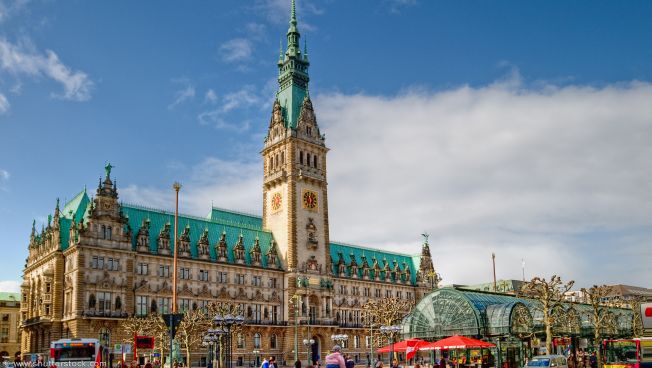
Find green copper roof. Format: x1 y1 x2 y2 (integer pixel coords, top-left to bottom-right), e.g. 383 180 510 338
62 188 90 223
276 0 310 129
123 203 279 268
206 207 263 228
0 292 20 302
330 241 420 285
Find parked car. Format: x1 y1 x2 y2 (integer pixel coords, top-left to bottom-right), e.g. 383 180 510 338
526 355 568 368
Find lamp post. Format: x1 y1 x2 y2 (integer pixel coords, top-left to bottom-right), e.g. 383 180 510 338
291 294 301 363
303 338 315 365
380 325 401 367
252 350 260 367
331 334 349 349
203 330 223 368
171 182 181 368
214 313 245 368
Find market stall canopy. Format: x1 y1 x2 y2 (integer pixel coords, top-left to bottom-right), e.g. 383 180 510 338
377 338 429 353
420 336 495 350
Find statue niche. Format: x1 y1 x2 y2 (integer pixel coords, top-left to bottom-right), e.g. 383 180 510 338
306 218 318 250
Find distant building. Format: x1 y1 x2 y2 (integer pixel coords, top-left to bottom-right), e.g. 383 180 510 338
603 284 652 304
0 292 21 361
563 290 586 303
455 279 526 295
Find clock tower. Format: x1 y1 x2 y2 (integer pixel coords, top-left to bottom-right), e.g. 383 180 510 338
262 0 330 276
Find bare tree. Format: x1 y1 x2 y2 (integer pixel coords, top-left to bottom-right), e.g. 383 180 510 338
177 308 213 367
521 275 574 354
148 314 172 363
582 285 617 368
362 298 412 350
119 316 155 344
205 301 245 368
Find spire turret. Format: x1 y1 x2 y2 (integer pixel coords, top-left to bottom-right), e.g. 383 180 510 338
276 0 310 129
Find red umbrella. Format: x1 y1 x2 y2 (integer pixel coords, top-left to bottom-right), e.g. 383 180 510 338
420 336 495 350
377 338 429 353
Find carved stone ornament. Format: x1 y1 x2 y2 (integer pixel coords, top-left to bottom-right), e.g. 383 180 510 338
306 217 318 250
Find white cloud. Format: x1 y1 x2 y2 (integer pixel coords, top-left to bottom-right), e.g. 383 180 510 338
198 86 264 131
251 0 321 29
0 38 93 101
0 280 20 293
204 89 218 104
168 84 196 110
124 78 652 288
219 38 253 63
383 0 418 13
0 93 9 113
0 169 8 180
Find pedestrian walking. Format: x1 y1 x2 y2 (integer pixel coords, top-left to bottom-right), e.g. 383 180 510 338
261 357 270 368
295 360 303 368
345 355 355 368
325 346 346 368
589 353 597 368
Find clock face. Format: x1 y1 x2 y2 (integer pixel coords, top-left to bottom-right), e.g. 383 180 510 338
302 190 318 210
271 192 282 212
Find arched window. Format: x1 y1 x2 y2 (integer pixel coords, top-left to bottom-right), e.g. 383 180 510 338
354 335 360 349
88 294 96 309
270 334 277 349
314 155 318 168
107 227 112 240
307 126 312 136
101 225 106 239
253 333 261 349
300 151 304 164
281 151 285 164
150 299 158 313
237 333 245 349
275 153 279 168
115 296 122 310
306 153 311 165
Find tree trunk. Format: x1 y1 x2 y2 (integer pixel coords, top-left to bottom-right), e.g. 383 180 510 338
185 344 191 368
544 302 553 354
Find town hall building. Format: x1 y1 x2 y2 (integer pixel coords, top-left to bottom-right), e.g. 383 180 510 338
20 1 439 365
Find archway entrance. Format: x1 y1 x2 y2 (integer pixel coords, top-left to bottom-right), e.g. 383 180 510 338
311 336 321 365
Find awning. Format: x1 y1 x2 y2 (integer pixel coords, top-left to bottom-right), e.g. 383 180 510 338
377 338 429 353
420 335 495 350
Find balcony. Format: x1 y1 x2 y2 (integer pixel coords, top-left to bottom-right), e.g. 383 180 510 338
82 310 128 318
244 319 288 326
21 316 51 327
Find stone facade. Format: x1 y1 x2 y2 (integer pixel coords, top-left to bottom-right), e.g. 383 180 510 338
19 1 440 366
0 293 21 360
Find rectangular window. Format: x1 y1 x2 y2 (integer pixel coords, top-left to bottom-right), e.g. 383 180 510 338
363 287 370 297
252 276 262 287
236 274 245 285
107 258 120 271
199 269 209 281
375 289 381 298
268 278 277 288
218 272 229 283
157 297 171 314
396 291 402 298
91 256 105 269
98 292 112 312
179 299 191 312
137 263 149 275
179 268 191 280
158 265 170 277
136 295 148 316
407 292 413 299
385 290 392 298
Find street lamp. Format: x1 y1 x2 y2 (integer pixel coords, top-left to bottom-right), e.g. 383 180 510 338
203 329 224 368
331 334 349 348
214 312 245 368
379 325 402 367
252 350 260 367
290 294 301 362
303 338 315 365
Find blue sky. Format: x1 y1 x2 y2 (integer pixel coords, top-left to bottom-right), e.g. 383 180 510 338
1 0 652 291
